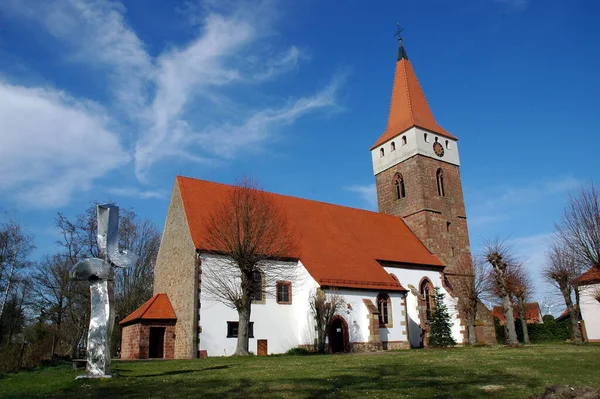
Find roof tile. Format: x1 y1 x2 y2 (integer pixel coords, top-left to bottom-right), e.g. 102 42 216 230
120 293 177 325
371 58 456 150
177 176 444 292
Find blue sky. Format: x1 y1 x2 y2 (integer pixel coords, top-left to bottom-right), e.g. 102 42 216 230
1 0 598 311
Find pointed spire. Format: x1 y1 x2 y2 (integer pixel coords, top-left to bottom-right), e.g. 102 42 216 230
370 34 456 150
396 25 409 61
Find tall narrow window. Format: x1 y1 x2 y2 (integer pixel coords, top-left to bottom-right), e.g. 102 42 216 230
394 173 406 200
445 140 450 149
391 142 396 151
436 168 445 197
377 293 391 327
420 280 435 321
251 271 264 302
424 133 429 142
380 148 385 157
446 221 451 232
402 136 407 146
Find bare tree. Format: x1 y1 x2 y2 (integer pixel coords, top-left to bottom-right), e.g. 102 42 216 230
507 263 533 344
310 288 345 353
484 239 519 345
202 177 298 356
556 184 600 269
453 255 488 345
0 219 34 320
543 241 584 345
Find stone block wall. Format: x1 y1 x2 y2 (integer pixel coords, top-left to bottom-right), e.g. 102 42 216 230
375 154 471 275
153 183 198 359
120 321 176 359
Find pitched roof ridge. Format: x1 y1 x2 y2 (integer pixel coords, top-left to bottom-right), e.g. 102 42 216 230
178 174 409 222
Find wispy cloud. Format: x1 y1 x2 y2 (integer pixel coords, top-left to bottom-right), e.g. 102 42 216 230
467 175 579 228
345 184 377 210
0 0 342 207
107 187 167 200
0 82 128 208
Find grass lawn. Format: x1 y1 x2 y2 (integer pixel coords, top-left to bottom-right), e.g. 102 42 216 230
1 344 599 399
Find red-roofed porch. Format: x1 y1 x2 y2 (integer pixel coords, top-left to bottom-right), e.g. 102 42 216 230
120 294 177 360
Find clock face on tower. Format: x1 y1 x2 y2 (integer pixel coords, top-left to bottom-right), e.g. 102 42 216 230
433 142 444 157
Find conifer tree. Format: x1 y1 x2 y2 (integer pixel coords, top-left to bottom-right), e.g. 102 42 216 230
428 287 456 347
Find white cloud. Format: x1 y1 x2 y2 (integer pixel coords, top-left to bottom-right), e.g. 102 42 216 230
107 187 166 199
134 10 307 180
0 82 129 207
2 0 153 116
0 0 341 205
345 184 377 210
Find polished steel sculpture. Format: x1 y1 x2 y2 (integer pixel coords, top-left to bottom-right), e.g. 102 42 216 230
70 204 138 378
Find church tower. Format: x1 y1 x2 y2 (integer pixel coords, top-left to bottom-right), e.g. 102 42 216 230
371 36 471 276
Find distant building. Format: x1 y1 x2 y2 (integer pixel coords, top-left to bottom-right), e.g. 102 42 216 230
492 303 543 325
577 266 600 342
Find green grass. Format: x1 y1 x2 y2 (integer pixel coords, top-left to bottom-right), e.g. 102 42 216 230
1 344 599 398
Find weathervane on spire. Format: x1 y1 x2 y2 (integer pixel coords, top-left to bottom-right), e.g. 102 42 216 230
394 23 404 41
394 22 409 61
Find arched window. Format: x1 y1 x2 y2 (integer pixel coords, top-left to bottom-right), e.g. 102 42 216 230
436 168 445 197
424 133 429 142
380 148 385 157
391 142 396 151
251 270 264 302
377 293 391 327
420 279 435 321
445 140 449 149
402 136 407 146
394 173 406 200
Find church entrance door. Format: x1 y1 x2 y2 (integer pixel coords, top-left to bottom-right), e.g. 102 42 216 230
329 318 346 353
149 327 165 358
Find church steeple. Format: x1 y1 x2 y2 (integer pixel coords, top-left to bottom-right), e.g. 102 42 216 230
397 36 409 61
371 37 456 151
371 33 470 277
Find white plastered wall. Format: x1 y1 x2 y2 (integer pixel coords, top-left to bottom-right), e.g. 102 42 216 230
323 288 408 344
384 266 464 346
198 256 319 356
371 127 460 175
198 255 414 356
580 283 600 341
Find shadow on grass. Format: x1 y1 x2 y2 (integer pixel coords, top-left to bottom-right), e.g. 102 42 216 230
14 358 544 399
113 364 233 378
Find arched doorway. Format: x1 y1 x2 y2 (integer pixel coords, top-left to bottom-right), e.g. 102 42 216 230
329 316 349 353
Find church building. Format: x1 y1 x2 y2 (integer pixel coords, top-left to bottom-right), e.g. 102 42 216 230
121 37 494 359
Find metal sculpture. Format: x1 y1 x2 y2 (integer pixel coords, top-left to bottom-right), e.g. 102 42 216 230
70 204 138 378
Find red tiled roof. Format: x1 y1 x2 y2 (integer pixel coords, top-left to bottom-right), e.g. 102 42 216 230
120 294 177 325
177 176 444 292
575 266 600 286
371 58 456 150
492 302 542 325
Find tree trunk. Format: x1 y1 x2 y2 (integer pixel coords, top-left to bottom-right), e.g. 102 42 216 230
516 296 530 344
560 283 583 345
234 294 252 356
502 294 518 345
467 313 476 345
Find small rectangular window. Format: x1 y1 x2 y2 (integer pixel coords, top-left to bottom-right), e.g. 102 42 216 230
227 321 254 338
276 282 292 304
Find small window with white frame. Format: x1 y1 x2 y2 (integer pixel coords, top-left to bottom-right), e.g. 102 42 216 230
424 133 429 142
380 148 385 157
402 136 407 146
390 142 396 151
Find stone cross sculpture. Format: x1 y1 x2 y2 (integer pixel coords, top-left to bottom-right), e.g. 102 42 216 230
70 204 138 378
